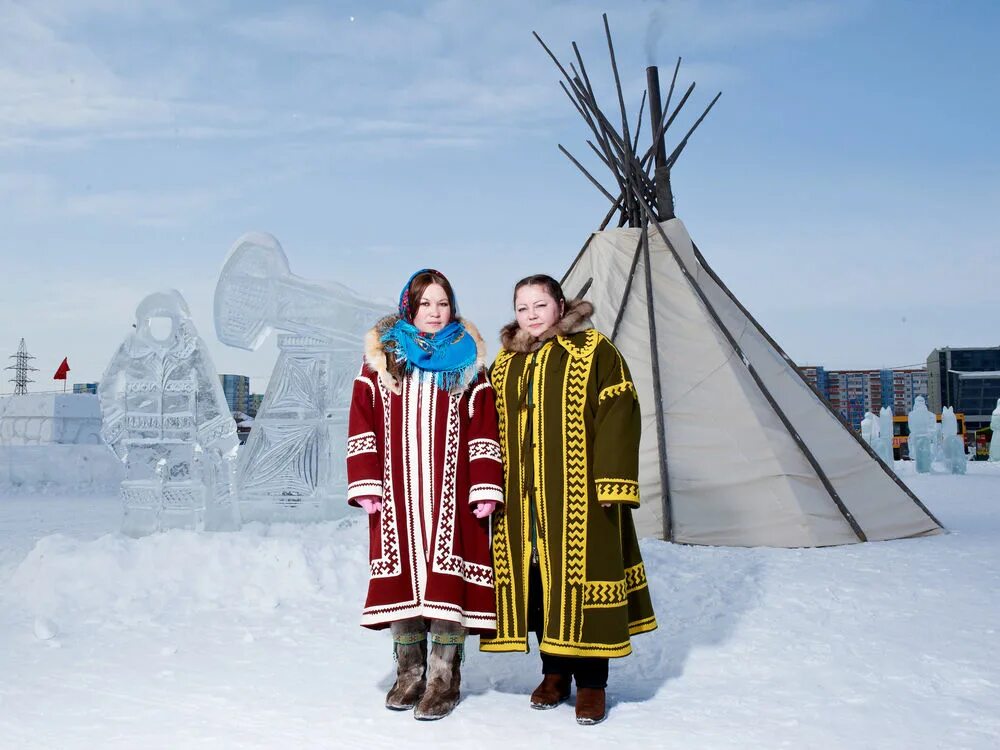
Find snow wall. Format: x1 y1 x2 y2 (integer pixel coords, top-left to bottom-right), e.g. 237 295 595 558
0 394 123 492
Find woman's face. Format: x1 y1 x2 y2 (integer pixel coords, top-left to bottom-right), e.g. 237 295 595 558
515 284 563 336
413 282 452 334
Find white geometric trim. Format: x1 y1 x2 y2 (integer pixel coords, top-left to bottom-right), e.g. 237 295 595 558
469 438 502 463
347 431 377 458
371 375 402 579
431 391 468 581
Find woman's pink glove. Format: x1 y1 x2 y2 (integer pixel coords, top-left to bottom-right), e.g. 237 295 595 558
472 501 497 519
357 496 382 514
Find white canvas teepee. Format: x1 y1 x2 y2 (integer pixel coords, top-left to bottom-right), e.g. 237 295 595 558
561 222 943 545
538 18 943 546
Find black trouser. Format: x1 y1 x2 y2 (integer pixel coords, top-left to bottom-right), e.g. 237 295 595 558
527 562 609 689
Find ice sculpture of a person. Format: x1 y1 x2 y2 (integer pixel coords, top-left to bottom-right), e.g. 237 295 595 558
990 399 1000 462
873 406 895 468
861 411 876 445
940 406 967 475
99 290 239 536
907 396 933 474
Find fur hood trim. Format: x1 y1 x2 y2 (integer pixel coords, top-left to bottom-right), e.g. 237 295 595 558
364 316 487 395
499 299 594 354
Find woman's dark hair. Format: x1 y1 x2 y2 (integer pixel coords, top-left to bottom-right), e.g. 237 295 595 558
406 270 456 322
512 274 566 314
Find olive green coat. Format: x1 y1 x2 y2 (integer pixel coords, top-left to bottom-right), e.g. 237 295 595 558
481 325 657 658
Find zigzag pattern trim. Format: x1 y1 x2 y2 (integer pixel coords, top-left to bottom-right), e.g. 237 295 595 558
598 380 635 404
594 478 640 502
625 562 649 594
557 329 600 359
489 351 516 638
490 352 515 593
583 579 627 608
562 337 594 642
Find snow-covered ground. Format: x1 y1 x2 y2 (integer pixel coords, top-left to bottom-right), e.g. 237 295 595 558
1 463 998 749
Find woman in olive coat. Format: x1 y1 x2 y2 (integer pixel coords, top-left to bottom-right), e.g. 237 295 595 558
481 274 656 725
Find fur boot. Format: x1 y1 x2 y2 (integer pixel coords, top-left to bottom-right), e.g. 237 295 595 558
413 620 465 720
385 617 427 711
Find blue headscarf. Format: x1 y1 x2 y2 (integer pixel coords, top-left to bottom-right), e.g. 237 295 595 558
380 269 478 391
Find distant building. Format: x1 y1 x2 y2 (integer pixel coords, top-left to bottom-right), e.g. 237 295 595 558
888 369 928 417
250 393 264 417
798 365 929 429
824 370 885 429
799 366 829 399
219 374 250 415
73 382 99 394
926 346 1000 432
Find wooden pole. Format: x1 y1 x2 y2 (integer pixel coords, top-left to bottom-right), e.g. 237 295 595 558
639 222 673 540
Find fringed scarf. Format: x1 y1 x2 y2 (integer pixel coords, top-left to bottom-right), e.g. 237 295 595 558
380 269 478 392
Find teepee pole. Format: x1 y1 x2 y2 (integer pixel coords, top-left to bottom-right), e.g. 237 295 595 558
642 82 695 173
602 14 639 226
560 234 598 287
640 222 673 539
611 234 644 342
558 145 618 204
631 90 647 156
665 92 723 169
571 44 630 203
562 78 629 205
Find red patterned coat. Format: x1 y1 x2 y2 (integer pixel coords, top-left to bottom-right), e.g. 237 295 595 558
346 317 504 633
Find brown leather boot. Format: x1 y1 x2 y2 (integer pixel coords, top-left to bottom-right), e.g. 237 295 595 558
575 687 607 725
530 674 572 710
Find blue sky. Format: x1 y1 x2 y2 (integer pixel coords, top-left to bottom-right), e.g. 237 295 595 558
2 0 997 393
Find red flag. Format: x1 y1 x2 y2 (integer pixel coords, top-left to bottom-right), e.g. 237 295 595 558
53 357 70 380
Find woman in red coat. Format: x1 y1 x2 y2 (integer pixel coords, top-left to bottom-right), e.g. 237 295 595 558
347 269 503 720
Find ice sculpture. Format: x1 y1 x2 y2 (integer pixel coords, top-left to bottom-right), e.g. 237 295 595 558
860 411 876 445
930 420 945 465
215 232 390 522
872 406 895 467
907 396 933 474
99 290 239 537
991 399 1000 462
940 406 967 475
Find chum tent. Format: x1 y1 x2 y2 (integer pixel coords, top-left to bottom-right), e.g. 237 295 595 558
538 17 943 546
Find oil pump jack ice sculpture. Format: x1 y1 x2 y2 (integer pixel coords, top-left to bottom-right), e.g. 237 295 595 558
215 232 390 522
99 290 239 536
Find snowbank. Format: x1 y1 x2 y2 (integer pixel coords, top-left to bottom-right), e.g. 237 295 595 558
0 444 123 492
0 465 998 748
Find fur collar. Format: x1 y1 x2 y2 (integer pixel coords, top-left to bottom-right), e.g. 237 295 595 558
364 316 487 395
499 299 594 354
